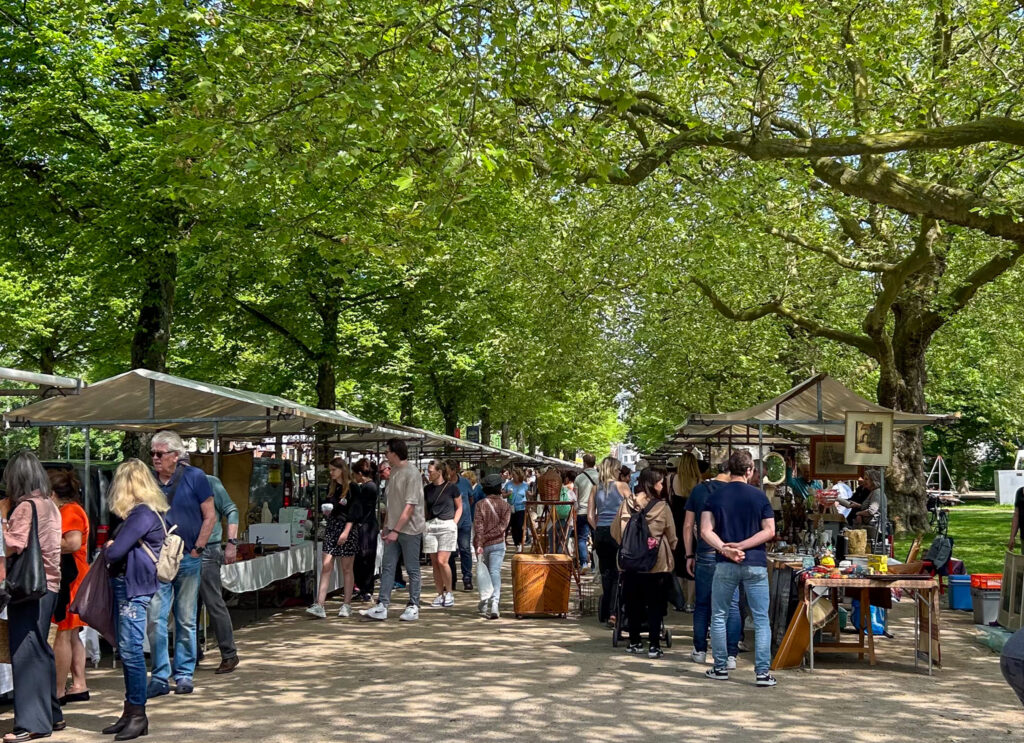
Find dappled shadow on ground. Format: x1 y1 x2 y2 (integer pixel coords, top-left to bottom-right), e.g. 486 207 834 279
13 566 1022 743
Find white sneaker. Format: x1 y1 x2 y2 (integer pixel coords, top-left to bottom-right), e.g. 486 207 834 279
361 603 388 621
727 656 737 670
337 604 351 618
399 605 419 622
431 595 446 608
306 603 326 619
443 592 455 608
488 599 500 619
690 650 706 664
477 599 489 615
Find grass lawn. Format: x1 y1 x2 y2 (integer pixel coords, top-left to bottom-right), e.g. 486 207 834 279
894 505 1014 574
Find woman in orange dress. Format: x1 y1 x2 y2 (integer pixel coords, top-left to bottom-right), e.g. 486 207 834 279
49 468 90 704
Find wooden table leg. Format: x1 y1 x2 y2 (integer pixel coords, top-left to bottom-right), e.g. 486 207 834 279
863 588 876 666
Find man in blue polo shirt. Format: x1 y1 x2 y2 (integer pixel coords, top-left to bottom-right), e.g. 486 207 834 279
701 449 777 687
147 430 216 697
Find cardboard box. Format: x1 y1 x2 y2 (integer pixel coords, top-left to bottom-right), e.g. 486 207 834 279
277 507 310 544
247 523 292 548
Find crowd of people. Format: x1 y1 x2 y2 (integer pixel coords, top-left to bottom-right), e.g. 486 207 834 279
1 434 833 742
0 431 241 741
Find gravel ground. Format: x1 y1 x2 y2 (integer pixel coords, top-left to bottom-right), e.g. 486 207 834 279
20 571 1023 743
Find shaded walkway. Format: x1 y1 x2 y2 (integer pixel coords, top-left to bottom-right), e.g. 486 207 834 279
21 572 1023 742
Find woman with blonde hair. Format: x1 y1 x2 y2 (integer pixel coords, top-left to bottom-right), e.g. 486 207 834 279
588 456 632 624
672 452 701 611
102 458 170 740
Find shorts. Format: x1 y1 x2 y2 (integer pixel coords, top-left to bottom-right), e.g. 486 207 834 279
423 518 458 554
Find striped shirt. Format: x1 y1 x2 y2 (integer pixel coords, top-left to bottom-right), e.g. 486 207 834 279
473 495 512 550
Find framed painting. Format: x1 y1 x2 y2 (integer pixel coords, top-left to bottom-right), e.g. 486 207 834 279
844 411 894 467
809 436 862 480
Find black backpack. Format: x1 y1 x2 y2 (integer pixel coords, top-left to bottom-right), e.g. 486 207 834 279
618 500 660 573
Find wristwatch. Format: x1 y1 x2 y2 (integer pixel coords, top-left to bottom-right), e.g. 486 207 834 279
227 538 240 545
194 545 206 554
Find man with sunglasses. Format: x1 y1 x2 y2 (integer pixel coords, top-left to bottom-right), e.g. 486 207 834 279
146 430 215 697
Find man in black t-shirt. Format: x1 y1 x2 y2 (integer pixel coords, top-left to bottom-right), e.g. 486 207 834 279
1009 487 1024 553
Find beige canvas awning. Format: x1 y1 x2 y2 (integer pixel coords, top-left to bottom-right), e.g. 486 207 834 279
671 373 953 442
3 368 373 437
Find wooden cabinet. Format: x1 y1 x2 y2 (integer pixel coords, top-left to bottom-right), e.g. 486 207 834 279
512 554 572 618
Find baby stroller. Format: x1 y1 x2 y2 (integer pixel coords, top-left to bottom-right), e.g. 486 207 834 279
610 572 672 648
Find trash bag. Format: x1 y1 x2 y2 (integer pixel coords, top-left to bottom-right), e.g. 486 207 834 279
850 599 886 636
70 559 117 648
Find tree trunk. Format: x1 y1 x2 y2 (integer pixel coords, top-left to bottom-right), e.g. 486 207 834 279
441 404 458 437
500 421 510 449
36 342 58 459
876 318 931 533
400 379 415 425
480 405 491 448
123 248 178 460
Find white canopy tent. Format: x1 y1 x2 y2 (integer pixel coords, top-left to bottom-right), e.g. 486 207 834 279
3 368 373 437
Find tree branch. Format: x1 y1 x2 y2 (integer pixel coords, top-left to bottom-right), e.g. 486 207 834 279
939 238 1024 319
232 297 315 359
766 226 896 272
691 277 878 355
585 114 1024 185
811 158 1024 243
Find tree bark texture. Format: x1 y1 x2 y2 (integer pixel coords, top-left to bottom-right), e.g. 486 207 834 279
123 247 178 461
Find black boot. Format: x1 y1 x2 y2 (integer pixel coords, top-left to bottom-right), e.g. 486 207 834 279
102 702 130 735
114 704 148 741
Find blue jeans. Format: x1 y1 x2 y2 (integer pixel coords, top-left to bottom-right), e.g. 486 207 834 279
456 521 473 586
693 552 741 655
476 544 506 603
711 561 771 674
147 555 201 685
576 516 591 566
112 577 153 706
378 532 422 608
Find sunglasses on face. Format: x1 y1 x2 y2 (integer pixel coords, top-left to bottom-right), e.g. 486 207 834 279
150 450 177 459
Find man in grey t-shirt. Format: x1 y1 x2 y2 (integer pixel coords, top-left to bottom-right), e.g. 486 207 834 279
361 438 424 621
573 453 598 569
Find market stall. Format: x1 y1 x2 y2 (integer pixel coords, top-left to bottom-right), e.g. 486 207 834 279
2 368 381 605
649 373 956 673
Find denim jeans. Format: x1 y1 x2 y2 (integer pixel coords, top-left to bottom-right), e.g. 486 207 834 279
147 554 201 684
448 521 474 586
711 561 771 674
476 544 506 603
575 516 592 566
693 552 741 655
378 531 422 608
113 577 153 706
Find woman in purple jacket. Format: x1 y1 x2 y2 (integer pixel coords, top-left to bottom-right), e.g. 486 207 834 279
101 460 169 741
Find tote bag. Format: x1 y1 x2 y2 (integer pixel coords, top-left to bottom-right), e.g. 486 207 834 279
70 559 118 648
5 501 48 605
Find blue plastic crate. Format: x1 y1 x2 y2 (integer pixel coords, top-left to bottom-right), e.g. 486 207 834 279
949 574 972 611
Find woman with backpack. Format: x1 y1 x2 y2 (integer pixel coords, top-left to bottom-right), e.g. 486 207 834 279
611 467 678 659
589 456 631 625
102 459 171 741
